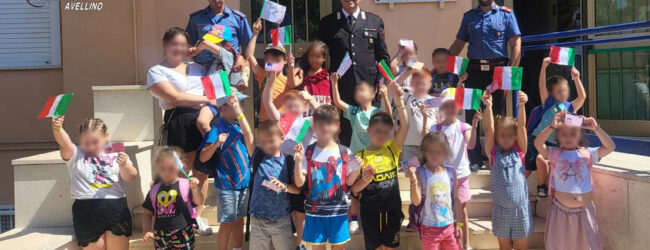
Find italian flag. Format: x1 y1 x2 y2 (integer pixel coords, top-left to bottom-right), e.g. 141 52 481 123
452 88 482 110
377 59 394 81
492 66 523 90
278 113 311 143
271 25 292 47
37 93 74 119
201 71 231 104
549 46 576 66
446 56 469 75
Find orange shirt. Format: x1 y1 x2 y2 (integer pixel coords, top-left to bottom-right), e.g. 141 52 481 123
256 71 289 122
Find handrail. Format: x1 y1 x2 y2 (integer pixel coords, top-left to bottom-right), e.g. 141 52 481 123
522 21 650 42
523 34 650 51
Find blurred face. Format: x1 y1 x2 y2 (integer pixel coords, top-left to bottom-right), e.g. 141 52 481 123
411 75 432 97
556 126 583 149
308 49 325 70
219 104 237 120
312 120 339 142
495 124 517 150
258 132 284 155
478 0 494 7
163 34 189 63
423 142 447 167
157 156 180 184
79 131 109 156
550 82 570 102
284 97 307 116
354 83 375 105
440 101 459 121
208 0 224 10
432 54 449 73
264 53 285 64
367 123 393 147
400 46 417 63
340 0 361 13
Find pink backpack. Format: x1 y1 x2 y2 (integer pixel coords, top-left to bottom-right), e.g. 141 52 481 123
148 178 197 220
547 147 593 198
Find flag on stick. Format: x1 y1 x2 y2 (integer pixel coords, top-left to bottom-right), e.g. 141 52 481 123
377 59 394 81
172 151 191 179
260 0 286 24
446 56 469 75
492 66 523 91
337 52 352 76
271 25 292 46
549 46 576 66
452 88 482 110
278 113 311 143
38 93 74 119
201 71 231 105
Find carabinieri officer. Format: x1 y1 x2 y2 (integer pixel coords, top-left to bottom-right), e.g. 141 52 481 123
449 0 521 174
186 0 252 66
319 0 389 147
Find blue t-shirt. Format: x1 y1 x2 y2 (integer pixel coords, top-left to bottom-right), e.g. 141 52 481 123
249 151 293 219
532 97 574 143
200 119 250 190
344 105 381 154
430 72 460 95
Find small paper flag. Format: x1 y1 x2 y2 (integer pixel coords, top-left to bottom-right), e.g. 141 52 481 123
106 142 125 153
377 59 394 81
271 25 292 47
446 56 469 75
449 88 482 110
399 39 414 49
172 151 191 179
564 113 584 127
407 59 424 70
38 93 74 119
265 62 284 72
260 0 286 24
492 66 523 90
261 179 283 193
337 52 352 76
549 46 576 66
201 71 231 105
278 113 311 143
346 154 362 173
202 24 232 44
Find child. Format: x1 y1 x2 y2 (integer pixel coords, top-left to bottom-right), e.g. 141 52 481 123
199 96 254 250
142 147 204 250
424 88 478 249
348 82 409 250
246 120 302 249
247 18 296 122
482 91 535 249
429 48 466 96
390 41 418 87
51 116 137 249
293 105 354 250
408 132 464 249
534 112 614 250
294 40 332 116
527 58 586 198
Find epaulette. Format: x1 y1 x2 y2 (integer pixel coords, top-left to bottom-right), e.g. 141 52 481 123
364 11 382 20
231 9 246 18
500 6 512 12
189 8 204 17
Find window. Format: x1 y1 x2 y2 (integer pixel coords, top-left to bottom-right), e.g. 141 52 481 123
594 46 650 121
594 0 649 34
0 1 61 69
0 206 14 233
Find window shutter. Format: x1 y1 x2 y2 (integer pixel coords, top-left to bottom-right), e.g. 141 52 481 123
0 0 61 68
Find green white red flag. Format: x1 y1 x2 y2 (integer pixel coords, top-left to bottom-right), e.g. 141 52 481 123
377 59 394 81
37 93 74 119
201 71 231 105
271 25 292 47
446 56 469 75
451 88 482 110
490 66 523 92
549 46 576 66
278 113 311 143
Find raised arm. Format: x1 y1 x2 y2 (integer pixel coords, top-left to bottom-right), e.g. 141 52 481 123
262 72 282 120
539 57 551 102
229 96 254 156
247 18 263 77
330 73 349 111
299 91 320 110
285 53 303 89
379 84 393 117
421 105 430 137
468 110 481 150
389 82 408 146
482 93 495 157
395 67 414 87
51 116 75 161
149 81 214 109
570 67 586 111
389 47 402 75
516 91 528 154
582 117 616 159
534 112 563 159
199 131 228 163
293 144 306 188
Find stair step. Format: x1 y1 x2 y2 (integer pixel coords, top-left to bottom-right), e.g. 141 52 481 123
465 188 538 218
467 216 546 249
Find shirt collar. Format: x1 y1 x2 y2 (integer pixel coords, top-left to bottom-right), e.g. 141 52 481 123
342 7 361 19
475 3 499 14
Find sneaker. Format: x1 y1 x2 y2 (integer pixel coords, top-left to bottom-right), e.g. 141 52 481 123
349 220 360 234
537 184 548 199
405 222 419 232
469 164 480 172
296 245 307 250
196 217 213 236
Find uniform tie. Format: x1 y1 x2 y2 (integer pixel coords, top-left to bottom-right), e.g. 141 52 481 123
347 15 356 28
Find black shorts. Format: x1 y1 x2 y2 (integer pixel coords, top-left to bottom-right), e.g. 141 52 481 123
72 197 132 247
164 107 202 153
525 135 558 171
360 208 404 250
289 192 306 213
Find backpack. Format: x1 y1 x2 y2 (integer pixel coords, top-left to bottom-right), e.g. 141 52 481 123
147 178 196 225
488 144 526 169
526 96 573 137
547 147 593 198
305 143 349 194
244 148 295 241
409 166 456 231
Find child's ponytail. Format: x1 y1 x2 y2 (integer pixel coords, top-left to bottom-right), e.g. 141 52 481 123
79 118 107 135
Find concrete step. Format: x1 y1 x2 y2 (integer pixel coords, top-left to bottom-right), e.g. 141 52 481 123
467 216 546 250
466 188 538 218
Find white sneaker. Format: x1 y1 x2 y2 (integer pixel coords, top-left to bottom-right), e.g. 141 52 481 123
349 220 360 234
196 217 213 236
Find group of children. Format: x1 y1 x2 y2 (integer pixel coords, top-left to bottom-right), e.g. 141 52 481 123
51 23 615 250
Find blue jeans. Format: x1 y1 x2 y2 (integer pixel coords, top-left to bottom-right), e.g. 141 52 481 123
215 189 248 223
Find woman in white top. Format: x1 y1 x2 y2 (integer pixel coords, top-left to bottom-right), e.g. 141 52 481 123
146 27 213 235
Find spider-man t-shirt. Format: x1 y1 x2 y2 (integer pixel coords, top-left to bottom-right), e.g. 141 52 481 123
301 144 352 217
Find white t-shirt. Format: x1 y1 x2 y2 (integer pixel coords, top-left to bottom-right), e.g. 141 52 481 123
549 147 600 194
404 93 439 146
301 144 352 217
146 62 206 110
429 120 471 178
65 146 131 199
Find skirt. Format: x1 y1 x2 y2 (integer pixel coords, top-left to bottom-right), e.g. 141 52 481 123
72 197 132 247
545 198 603 250
154 224 195 250
164 107 203 153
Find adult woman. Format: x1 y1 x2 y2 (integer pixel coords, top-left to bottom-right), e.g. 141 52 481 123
146 27 212 236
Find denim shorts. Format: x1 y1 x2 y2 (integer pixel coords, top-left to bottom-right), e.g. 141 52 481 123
215 188 248 223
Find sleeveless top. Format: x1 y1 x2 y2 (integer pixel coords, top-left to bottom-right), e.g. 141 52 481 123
490 146 528 208
420 167 455 227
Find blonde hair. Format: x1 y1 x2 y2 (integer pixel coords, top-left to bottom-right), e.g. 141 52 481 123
155 146 184 165
420 131 452 162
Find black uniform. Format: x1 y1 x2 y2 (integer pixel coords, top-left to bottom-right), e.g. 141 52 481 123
319 10 390 147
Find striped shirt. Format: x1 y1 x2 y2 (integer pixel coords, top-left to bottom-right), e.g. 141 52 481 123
200 119 250 190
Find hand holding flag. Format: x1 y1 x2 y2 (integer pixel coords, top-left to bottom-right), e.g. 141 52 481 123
377 59 395 81
38 93 74 119
336 52 352 76
278 113 311 143
265 62 284 72
549 46 576 66
201 71 232 106
260 0 286 24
